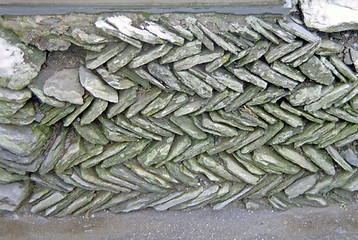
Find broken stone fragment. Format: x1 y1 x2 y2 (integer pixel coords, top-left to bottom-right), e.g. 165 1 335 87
80 98 108 125
228 67 267 89
147 62 182 91
28 74 66 108
107 45 141 73
0 26 46 90
43 68 84 105
0 181 30 212
79 66 118 103
329 55 357 81
253 146 301 175
271 61 306 82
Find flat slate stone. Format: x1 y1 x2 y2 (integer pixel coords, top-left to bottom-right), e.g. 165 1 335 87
0 181 30 212
0 87 32 103
44 68 84 105
0 123 51 157
299 56 335 85
79 66 118 103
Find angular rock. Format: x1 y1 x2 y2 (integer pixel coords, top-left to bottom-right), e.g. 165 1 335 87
80 98 108 125
188 67 226 92
0 123 51 157
271 61 306 82
0 181 30 212
95 17 142 48
302 145 336 175
0 103 36 126
300 0 358 32
329 55 357 81
247 60 298 90
285 174 317 198
263 103 304 128
0 26 46 90
246 16 279 44
288 83 323 106
187 18 214 51
0 100 26 117
299 56 335 85
74 123 109 145
125 87 162 118
43 68 84 105
106 15 163 44
153 93 189 118
170 115 207 140
79 66 118 103
211 69 244 92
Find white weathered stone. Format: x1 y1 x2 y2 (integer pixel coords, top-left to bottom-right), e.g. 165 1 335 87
0 27 46 90
300 0 358 32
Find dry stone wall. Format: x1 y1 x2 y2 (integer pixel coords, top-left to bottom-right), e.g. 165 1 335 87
1 10 358 215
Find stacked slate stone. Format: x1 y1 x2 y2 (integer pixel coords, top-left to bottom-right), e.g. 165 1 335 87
1 12 358 215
